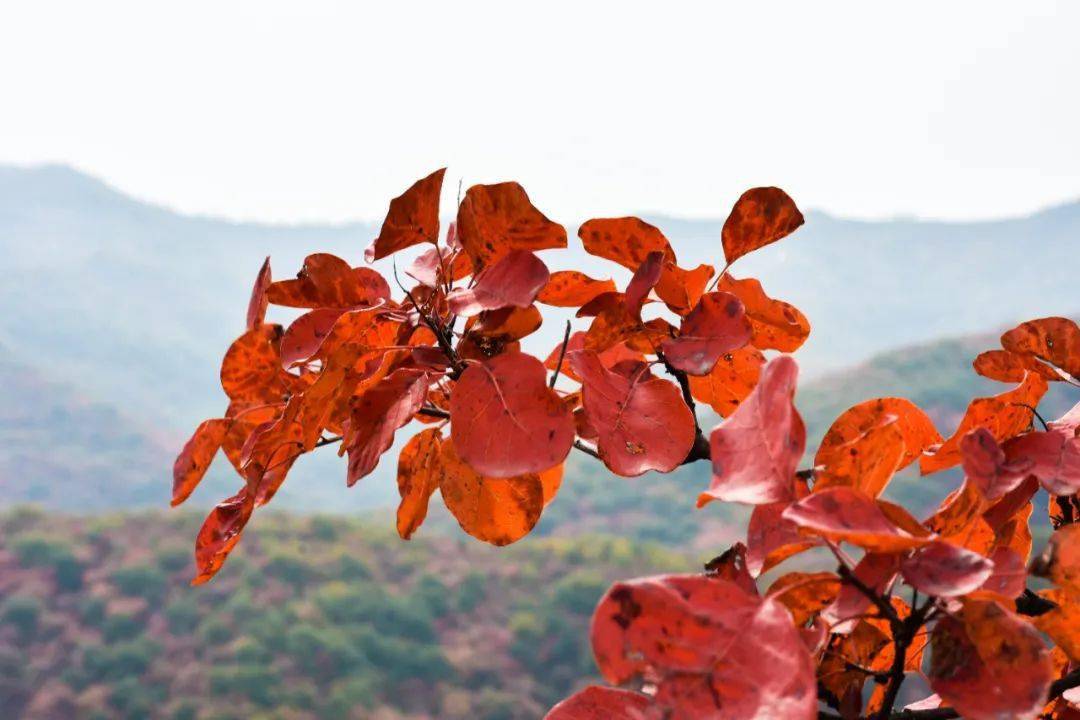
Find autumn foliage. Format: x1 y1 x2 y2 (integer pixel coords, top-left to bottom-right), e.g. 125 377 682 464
175 169 1080 719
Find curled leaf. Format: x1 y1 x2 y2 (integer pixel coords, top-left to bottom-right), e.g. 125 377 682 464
266 253 390 309
1001 316 1080 380
447 249 550 317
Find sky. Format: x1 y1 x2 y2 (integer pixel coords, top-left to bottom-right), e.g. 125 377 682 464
1 1 1078 225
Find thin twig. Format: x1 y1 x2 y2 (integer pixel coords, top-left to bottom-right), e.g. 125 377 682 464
550 320 573 389
573 439 601 460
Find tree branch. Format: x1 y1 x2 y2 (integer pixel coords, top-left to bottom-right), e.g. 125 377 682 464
550 320 572 389
656 350 711 465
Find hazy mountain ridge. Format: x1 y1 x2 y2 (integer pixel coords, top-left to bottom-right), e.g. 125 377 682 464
2 164 1079 516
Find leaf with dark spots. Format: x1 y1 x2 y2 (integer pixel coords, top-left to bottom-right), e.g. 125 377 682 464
688 345 765 417
450 352 574 476
721 187 804 264
365 167 445 262
438 439 544 546
568 349 695 476
192 488 256 585
456 182 566 270
245 256 272 330
447 249 550 317
173 419 230 507
395 428 444 540
1001 316 1080 380
220 324 290 405
266 253 391 309
538 271 617 307
279 308 346 369
344 369 431 486
578 216 675 271
661 291 751 376
974 349 1060 383
929 599 1053 720
655 262 714 316
715 273 810 352
703 355 804 505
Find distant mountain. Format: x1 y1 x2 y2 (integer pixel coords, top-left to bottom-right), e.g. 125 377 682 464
2 164 1078 515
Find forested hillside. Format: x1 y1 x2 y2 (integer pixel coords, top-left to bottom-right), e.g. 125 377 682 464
0 509 689 720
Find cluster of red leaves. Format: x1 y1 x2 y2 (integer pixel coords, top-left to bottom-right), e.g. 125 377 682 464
176 170 1080 720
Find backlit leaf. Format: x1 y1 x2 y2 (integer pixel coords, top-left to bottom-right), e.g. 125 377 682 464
661 291 752 376
1031 524 1080 595
192 489 255 585
703 356 805 505
537 271 616 307
173 419 230 507
721 187 804 264
569 349 695 476
447 249 549 317
715 274 810 352
578 217 674 271
266 253 390 309
929 599 1053 720
1001 316 1080 380
395 428 443 540
438 439 544 546
782 487 932 552
245 256 272 330
450 352 574 476
365 167 445 261
687 346 765 417
220 324 290 405
974 349 1059 383
457 182 566 270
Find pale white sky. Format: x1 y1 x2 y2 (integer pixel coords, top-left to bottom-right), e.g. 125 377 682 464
1 1 1077 224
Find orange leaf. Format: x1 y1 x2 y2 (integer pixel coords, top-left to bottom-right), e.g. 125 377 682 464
191 488 255 585
245 256 272 330
365 168 445 261
920 371 1048 474
537 270 616 307
456 182 566 270
172 418 230 507
266 253 390 309
1001 316 1080 380
655 262 715 316
974 349 1059 383
344 369 431 486
687 346 765 417
395 428 444 540
767 571 840 626
220 324 290 405
438 439 544 546
1031 523 1080 595
721 187 804 264
1034 589 1080 663
715 274 810 352
577 216 674 271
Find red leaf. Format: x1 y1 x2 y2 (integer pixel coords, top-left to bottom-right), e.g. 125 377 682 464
266 253 391 309
623 251 664 319
1004 430 1080 496
900 540 995 597
821 553 900 632
173 418 230 507
590 574 817 719
279 308 346 369
446 249 549 317
661 291 752 376
405 242 472 288
715 274 810 352
781 487 932 552
438 438 544 546
456 182 566 270
395 428 443 540
192 488 255 585
220 324 290 405
365 168 445 262
568 349 696 476
702 355 804 505
578 216 674 271
721 187 804 264
929 599 1053 720
975 546 1026 600
245 256 272 330
344 369 431 486
537 271 616 308
450 352 574 476
544 687 652 720
920 371 1048 474
960 427 1035 501
745 478 815 577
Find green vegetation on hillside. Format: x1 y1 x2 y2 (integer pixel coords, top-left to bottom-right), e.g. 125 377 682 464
0 509 690 720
